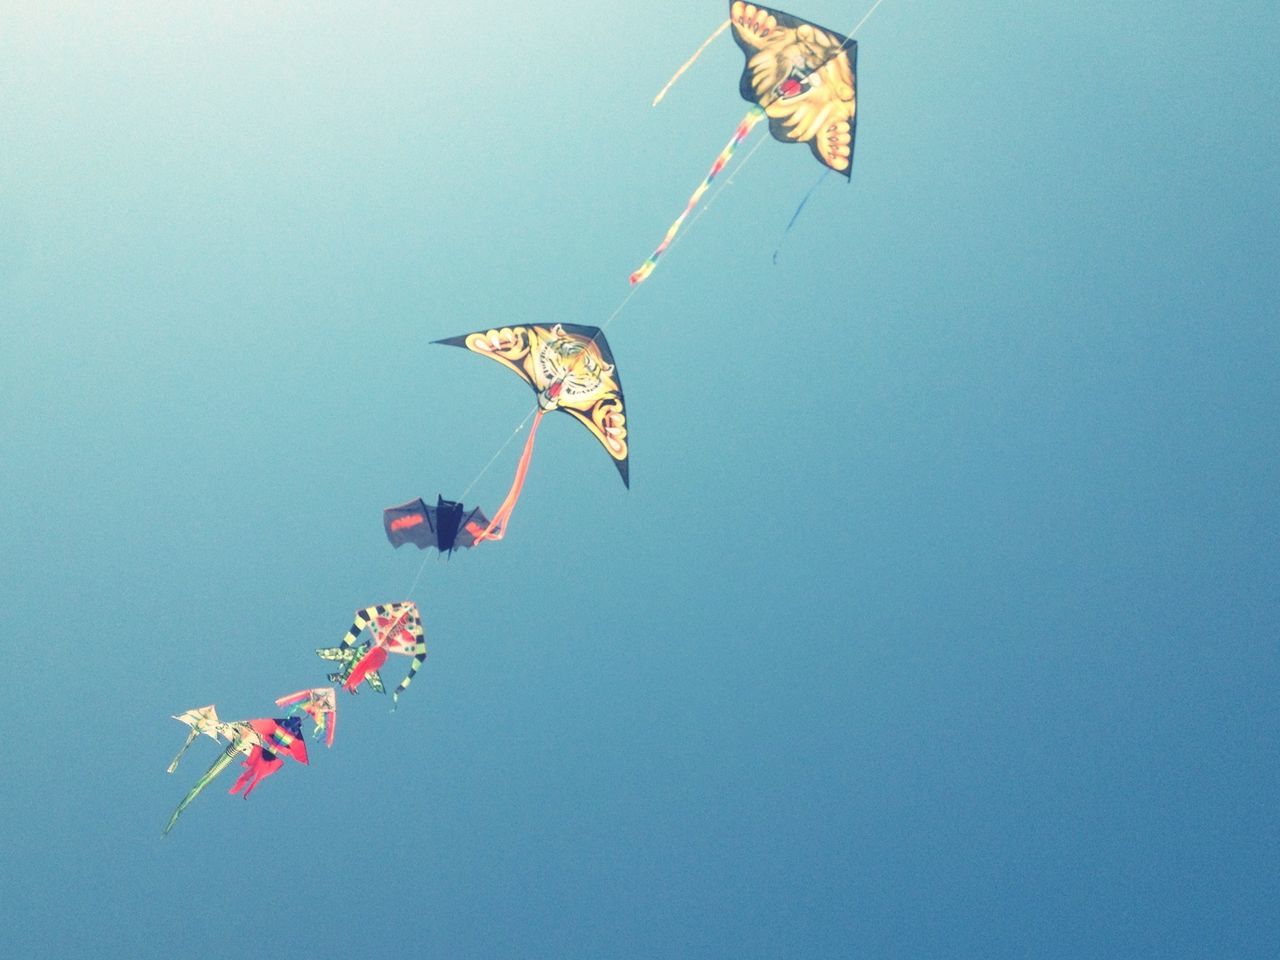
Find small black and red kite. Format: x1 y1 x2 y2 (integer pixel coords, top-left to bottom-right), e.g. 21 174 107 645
384 496 489 555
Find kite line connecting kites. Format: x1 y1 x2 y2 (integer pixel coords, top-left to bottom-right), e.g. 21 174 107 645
160 0 889 835
380 0 893 583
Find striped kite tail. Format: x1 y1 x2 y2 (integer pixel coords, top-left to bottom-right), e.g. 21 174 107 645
630 106 766 286
162 746 241 836
339 606 378 652
391 644 427 710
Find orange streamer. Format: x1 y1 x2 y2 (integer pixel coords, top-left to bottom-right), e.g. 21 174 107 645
473 411 545 544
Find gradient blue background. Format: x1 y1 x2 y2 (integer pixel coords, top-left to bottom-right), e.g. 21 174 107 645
1 2 1276 957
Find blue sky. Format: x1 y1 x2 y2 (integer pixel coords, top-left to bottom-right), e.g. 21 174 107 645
1 2 1277 957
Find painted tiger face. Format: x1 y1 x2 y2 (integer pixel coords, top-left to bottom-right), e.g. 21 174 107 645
763 30 831 99
533 324 616 411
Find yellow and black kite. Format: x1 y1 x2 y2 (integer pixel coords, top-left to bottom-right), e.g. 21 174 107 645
435 323 629 542
632 2 858 283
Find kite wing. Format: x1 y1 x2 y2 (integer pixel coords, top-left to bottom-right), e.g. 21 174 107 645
435 324 630 486
729 1 857 175
167 704 222 774
384 496 490 553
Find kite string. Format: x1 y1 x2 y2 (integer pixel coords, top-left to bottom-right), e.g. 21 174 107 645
403 107 765 599
399 405 538 601
421 125 767 568
404 215 645 600
434 0 890 588
846 0 889 37
404 0 892 598
458 407 540 502
771 167 830 263
403 0 895 600
627 108 770 288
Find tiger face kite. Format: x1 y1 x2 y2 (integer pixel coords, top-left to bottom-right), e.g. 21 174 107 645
435 323 629 542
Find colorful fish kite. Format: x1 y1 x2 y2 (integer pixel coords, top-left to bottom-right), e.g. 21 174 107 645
435 323 628 542
384 496 489 555
229 717 309 798
275 687 338 748
167 704 222 774
317 602 427 707
632 2 857 284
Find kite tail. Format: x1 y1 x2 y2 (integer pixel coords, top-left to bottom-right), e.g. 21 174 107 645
472 411 545 544
345 645 388 693
274 689 308 708
229 752 258 796
166 728 199 774
163 746 240 836
772 168 831 264
652 19 731 106
391 646 427 711
229 768 255 797
630 106 766 286
230 751 283 798
339 607 377 652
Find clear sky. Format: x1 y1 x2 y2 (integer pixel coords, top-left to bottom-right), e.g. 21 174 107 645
1 2 1277 957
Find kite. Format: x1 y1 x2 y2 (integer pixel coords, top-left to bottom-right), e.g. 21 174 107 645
275 687 338 748
163 715 310 835
434 323 628 542
167 704 222 774
384 496 489 555
631 2 858 284
164 719 261 834
229 717 309 798
317 602 427 707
